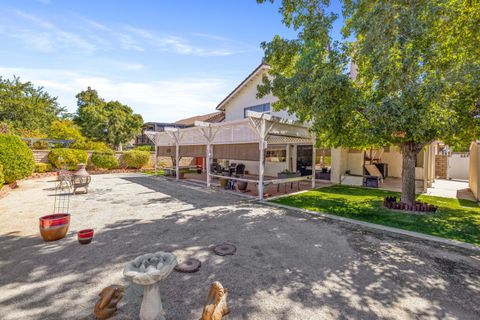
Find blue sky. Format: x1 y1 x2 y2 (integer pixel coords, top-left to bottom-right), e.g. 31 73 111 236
0 0 344 122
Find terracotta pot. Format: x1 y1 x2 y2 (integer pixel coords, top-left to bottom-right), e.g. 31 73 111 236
78 229 94 245
237 180 248 191
39 213 70 241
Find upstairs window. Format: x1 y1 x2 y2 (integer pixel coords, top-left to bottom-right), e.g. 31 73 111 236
244 103 271 118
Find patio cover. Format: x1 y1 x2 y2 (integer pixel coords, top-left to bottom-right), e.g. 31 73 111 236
145 112 315 199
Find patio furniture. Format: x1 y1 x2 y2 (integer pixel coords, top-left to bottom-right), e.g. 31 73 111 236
72 163 91 194
235 164 245 177
211 163 223 174
363 175 380 188
277 171 302 192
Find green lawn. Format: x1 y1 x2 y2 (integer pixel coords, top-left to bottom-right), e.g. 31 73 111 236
271 185 480 246
143 169 164 176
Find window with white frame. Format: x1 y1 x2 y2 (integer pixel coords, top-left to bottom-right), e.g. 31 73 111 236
244 103 271 118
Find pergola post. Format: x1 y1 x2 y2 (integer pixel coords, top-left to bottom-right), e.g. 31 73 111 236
258 118 266 200
206 143 211 188
154 145 158 176
175 142 180 181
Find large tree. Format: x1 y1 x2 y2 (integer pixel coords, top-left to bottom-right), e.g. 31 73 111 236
258 0 480 205
74 87 143 150
0 76 65 136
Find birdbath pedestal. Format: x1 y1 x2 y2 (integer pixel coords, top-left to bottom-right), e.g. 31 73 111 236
124 252 177 320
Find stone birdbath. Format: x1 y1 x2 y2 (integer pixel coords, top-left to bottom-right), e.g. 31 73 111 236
124 252 177 320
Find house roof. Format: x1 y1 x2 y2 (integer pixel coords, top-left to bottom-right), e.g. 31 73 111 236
216 62 270 111
175 111 225 126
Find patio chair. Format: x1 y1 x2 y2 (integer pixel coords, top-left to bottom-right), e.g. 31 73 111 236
235 164 245 177
211 163 223 174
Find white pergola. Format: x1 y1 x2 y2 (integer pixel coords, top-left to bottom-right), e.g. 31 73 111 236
145 111 316 200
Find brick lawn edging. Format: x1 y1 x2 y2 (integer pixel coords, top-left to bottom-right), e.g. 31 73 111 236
261 200 480 253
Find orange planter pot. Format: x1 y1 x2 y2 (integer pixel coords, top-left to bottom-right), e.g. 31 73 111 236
39 213 70 241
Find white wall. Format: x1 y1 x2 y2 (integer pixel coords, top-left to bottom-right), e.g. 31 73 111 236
223 70 297 122
346 150 364 175
381 147 403 178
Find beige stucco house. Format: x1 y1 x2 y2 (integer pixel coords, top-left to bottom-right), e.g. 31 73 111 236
147 62 443 199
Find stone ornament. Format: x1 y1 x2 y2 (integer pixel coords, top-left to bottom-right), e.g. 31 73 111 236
200 282 229 320
124 252 177 320
94 285 124 319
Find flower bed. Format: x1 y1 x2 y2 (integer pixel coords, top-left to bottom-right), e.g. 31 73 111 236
383 196 437 213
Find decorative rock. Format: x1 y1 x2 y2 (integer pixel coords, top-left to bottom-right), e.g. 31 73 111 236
213 244 236 256
124 252 177 320
174 258 201 273
94 285 124 319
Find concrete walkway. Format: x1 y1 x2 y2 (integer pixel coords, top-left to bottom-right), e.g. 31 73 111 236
426 179 476 201
0 174 479 319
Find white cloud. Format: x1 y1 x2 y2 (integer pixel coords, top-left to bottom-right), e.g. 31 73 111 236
0 66 227 122
0 10 97 54
0 10 255 57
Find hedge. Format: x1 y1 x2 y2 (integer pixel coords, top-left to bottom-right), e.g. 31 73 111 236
0 134 35 183
71 140 109 151
122 150 150 169
90 150 119 170
0 163 4 186
48 148 88 170
34 163 53 173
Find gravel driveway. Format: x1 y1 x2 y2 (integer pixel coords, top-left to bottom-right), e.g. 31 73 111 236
0 173 479 320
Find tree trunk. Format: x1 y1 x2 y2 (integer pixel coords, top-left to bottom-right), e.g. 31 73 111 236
401 142 418 206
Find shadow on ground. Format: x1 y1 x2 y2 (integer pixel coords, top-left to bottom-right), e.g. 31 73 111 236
0 175 479 319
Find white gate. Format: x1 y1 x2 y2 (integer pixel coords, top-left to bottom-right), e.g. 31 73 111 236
447 153 469 180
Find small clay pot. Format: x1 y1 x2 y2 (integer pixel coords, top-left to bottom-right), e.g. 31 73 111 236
39 213 70 241
78 229 94 245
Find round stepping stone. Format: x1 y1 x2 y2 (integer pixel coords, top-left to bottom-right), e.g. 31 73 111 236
213 243 236 256
174 259 201 273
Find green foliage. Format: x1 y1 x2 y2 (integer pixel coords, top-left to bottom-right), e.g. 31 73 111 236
0 77 65 134
48 120 84 141
0 134 35 183
48 148 88 170
71 140 109 151
0 163 4 186
258 0 480 203
34 163 53 173
122 150 150 169
135 145 154 151
273 185 480 245
90 150 119 170
74 87 143 149
32 140 49 150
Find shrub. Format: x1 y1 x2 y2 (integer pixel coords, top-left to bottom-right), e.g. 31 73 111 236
122 150 150 169
0 134 35 183
34 163 53 173
90 150 119 170
135 145 154 151
33 140 49 150
0 163 4 186
71 140 109 151
48 148 88 170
